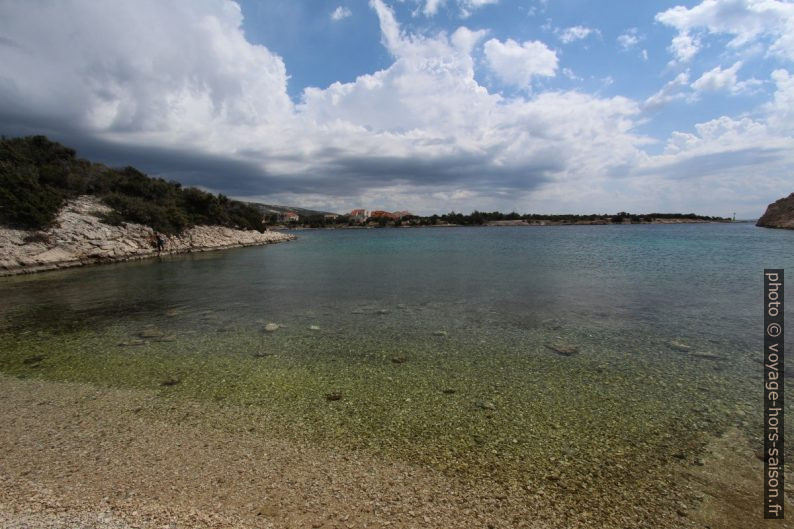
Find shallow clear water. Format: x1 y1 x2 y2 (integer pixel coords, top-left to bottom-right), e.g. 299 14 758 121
1 223 789 346
0 223 791 509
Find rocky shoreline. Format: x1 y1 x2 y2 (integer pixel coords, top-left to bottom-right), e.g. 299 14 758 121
0 196 295 277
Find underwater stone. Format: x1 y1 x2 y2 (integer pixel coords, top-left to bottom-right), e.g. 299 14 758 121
139 329 164 339
476 400 496 411
544 343 579 356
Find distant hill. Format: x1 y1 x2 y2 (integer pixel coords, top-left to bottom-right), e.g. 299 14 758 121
246 203 339 218
0 136 266 234
757 193 794 229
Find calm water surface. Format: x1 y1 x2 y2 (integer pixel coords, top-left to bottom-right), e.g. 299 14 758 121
1 223 789 347
0 223 792 515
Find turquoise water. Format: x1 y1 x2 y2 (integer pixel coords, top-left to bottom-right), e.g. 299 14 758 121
1 223 789 349
0 222 791 520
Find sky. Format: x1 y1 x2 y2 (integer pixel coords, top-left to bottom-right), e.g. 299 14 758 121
1 0 793 217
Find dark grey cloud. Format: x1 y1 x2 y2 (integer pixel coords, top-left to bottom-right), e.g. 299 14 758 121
0 113 268 195
278 149 559 195
0 109 557 200
0 35 21 49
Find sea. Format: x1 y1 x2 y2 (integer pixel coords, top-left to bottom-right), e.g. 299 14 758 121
0 222 791 517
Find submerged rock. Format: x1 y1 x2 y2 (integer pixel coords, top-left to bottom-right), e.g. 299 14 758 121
668 341 691 352
544 343 579 356
139 328 164 339
264 323 280 333
546 471 561 482
118 339 146 347
308 325 321 331
690 352 723 361
160 377 180 387
391 356 408 364
325 391 342 401
476 400 496 411
22 354 45 365
433 330 448 337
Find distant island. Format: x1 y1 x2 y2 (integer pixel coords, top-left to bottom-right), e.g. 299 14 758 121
757 193 794 230
269 208 731 229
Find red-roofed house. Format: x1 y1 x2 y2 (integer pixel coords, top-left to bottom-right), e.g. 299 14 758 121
278 211 299 223
349 209 369 222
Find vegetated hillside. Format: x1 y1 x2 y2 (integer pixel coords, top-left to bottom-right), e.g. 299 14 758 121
433 210 730 225
0 136 265 234
246 202 338 218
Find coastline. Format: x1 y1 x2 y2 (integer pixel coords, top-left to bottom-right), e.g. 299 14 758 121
279 218 739 230
0 196 295 277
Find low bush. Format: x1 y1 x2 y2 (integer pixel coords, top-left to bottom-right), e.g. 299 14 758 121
0 136 265 233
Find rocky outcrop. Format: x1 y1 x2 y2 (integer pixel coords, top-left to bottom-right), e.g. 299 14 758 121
757 193 794 229
0 196 295 276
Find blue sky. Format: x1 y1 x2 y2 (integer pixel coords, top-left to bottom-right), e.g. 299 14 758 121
238 0 778 147
1 0 793 216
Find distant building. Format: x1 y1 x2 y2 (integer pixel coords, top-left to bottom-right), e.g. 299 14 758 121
370 210 413 221
324 214 339 222
348 209 412 222
369 210 392 219
349 209 369 222
278 211 300 223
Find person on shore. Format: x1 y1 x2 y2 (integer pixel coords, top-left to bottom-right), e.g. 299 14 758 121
155 232 165 252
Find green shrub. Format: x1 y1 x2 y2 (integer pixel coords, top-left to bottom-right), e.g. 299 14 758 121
0 161 67 228
0 136 266 233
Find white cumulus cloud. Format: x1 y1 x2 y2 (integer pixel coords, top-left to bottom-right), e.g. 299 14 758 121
691 61 761 94
423 0 446 16
421 0 498 18
331 6 352 21
617 28 642 50
643 72 691 111
656 0 794 62
0 0 293 149
483 38 558 88
0 0 790 217
557 25 598 44
458 0 499 17
668 32 700 64
765 68 794 133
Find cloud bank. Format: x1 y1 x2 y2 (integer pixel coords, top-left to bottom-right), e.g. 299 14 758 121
0 0 792 216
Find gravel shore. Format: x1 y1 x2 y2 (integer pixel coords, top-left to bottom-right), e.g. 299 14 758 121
0 375 785 528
